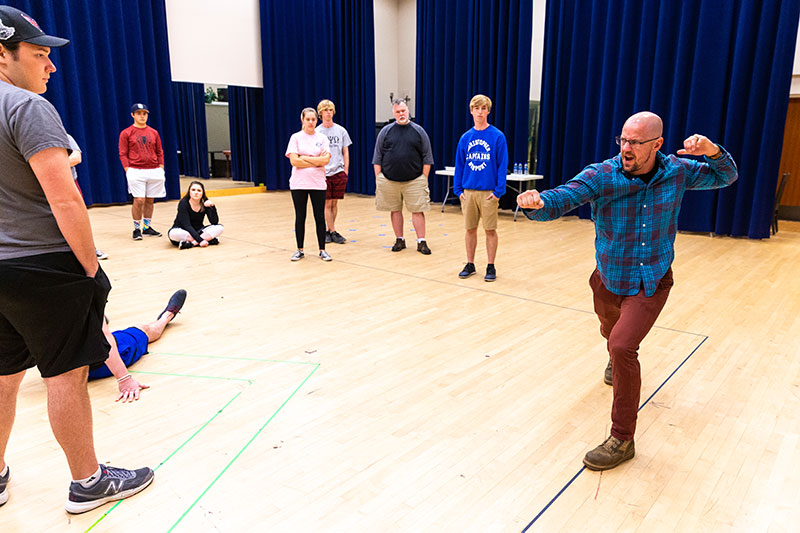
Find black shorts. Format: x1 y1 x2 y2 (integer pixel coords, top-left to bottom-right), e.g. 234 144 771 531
0 252 111 378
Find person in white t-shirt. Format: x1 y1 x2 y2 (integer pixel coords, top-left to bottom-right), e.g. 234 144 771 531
285 108 331 261
315 99 352 244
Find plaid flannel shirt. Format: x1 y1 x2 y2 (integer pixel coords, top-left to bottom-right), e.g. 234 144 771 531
524 147 738 296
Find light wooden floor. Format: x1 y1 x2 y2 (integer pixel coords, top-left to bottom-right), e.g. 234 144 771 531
5 192 800 532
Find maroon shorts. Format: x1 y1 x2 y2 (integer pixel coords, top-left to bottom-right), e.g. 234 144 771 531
326 171 348 200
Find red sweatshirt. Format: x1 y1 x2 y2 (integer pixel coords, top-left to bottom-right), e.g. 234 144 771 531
119 125 164 169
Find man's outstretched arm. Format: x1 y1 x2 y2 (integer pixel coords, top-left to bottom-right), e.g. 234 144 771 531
101 321 149 403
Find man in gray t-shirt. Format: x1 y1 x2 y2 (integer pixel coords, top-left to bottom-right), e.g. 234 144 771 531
0 5 152 513
316 99 352 244
0 83 75 259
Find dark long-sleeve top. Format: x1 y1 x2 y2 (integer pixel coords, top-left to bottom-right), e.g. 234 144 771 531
171 196 220 242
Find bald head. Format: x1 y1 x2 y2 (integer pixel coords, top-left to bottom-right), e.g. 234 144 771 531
619 111 664 175
623 112 663 139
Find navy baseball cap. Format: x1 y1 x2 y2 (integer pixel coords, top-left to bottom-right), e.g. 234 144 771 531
131 103 149 113
0 6 69 48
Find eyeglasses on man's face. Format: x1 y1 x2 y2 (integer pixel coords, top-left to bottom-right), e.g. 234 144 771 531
615 136 660 147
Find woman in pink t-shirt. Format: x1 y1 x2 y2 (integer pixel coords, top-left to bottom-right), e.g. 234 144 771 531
285 108 331 261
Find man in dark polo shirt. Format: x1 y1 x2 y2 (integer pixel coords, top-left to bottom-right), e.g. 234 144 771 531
372 99 434 254
0 5 152 513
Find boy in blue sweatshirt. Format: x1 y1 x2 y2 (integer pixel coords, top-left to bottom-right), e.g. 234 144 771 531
453 95 509 281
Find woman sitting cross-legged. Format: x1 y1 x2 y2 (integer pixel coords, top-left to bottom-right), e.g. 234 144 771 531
168 180 224 249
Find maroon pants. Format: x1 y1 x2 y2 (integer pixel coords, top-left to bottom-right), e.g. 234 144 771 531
590 268 673 441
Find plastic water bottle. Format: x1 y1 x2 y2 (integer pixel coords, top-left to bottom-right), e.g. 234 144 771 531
523 162 529 175
514 163 520 174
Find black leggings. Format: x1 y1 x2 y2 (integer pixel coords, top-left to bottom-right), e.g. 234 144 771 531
291 189 327 250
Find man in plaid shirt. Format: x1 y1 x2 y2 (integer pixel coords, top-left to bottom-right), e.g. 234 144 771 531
518 111 738 471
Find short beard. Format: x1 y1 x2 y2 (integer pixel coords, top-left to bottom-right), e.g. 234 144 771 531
629 150 654 175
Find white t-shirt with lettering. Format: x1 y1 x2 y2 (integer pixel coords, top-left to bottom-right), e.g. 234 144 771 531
316 122 352 177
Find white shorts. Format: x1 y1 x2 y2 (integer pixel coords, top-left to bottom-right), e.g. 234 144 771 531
126 167 166 198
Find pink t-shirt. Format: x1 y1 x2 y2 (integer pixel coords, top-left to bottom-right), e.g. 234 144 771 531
285 131 330 190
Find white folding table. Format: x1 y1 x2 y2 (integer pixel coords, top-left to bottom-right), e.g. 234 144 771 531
435 168 544 220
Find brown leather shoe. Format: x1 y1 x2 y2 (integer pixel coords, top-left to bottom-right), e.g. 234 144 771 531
604 358 613 385
583 436 635 471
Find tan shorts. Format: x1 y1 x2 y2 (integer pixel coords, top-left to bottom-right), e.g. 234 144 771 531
461 189 499 230
375 173 430 212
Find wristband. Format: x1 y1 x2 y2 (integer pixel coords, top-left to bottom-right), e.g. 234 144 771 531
117 374 132 383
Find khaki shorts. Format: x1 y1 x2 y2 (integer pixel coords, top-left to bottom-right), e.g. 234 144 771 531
460 189 499 230
375 173 431 212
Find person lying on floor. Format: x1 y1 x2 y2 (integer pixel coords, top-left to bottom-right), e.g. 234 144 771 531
89 290 187 401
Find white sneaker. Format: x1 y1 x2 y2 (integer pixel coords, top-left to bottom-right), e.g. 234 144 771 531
96 249 108 260
291 250 304 261
319 250 332 261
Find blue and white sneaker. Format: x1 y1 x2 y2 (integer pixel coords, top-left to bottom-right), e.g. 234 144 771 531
0 465 9 506
65 464 154 514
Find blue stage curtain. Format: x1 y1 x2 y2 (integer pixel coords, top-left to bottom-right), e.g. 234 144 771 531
258 0 376 193
538 0 800 238
172 82 209 179
415 0 533 206
3 0 181 206
228 86 267 183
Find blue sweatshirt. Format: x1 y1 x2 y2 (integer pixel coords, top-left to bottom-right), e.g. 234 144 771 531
453 125 508 198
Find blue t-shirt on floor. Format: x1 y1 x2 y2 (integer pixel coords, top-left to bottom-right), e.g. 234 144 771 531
88 327 149 380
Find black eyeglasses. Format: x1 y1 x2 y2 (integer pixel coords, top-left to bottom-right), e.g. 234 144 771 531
615 136 660 147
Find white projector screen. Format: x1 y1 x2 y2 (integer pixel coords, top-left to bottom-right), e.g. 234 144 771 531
165 0 263 88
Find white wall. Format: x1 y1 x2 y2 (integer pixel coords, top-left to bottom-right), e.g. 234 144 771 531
165 0 262 88
374 0 417 121
530 0 546 100
396 0 417 117
374 0 399 121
